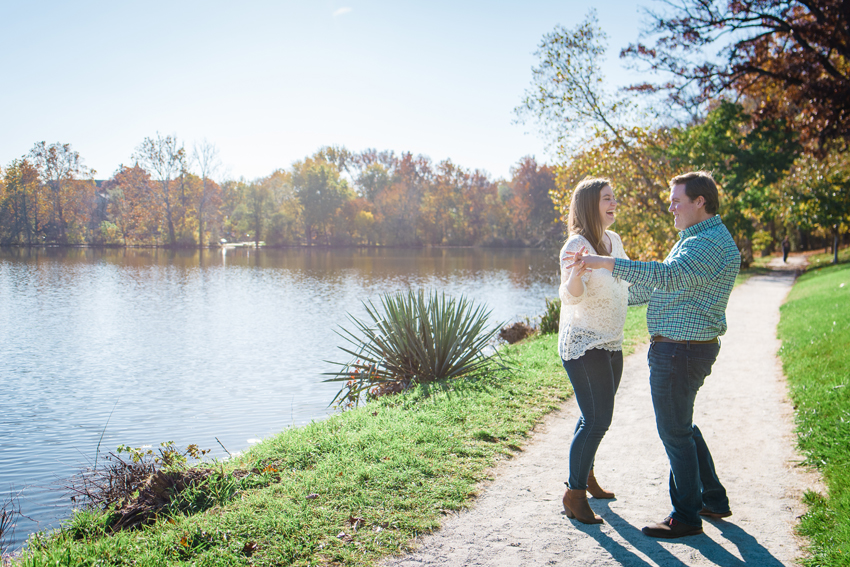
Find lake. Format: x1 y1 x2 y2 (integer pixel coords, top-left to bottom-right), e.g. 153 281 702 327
0 246 560 551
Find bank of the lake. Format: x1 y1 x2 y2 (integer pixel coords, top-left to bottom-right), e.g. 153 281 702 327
8 303 646 566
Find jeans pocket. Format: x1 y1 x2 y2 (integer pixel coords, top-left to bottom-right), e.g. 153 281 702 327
648 342 677 366
686 354 714 391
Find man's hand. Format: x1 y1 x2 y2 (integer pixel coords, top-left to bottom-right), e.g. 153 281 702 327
563 249 616 272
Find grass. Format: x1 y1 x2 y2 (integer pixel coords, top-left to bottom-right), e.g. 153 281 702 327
10 304 648 567
804 245 850 269
777 262 850 567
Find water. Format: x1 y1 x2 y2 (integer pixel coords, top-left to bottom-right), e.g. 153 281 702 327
0 246 559 551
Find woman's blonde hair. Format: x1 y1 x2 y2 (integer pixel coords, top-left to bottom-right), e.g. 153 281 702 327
567 177 611 257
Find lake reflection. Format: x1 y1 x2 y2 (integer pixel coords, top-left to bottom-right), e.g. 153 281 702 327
0 246 559 550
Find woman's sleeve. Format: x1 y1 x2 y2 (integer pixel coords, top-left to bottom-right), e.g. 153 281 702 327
558 237 590 305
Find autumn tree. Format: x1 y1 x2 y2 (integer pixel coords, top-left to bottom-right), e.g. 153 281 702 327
518 11 677 258
192 140 222 247
260 169 300 247
780 150 850 263
101 164 158 245
134 133 186 246
507 157 559 244
516 10 661 191
664 101 800 262
0 159 42 244
292 158 351 245
28 142 95 243
245 181 270 248
378 153 430 245
623 0 850 151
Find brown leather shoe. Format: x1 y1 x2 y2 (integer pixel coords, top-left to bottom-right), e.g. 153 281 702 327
642 516 703 538
587 469 615 499
562 486 603 524
699 507 732 519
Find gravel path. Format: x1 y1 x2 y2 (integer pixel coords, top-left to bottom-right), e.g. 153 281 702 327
384 259 821 567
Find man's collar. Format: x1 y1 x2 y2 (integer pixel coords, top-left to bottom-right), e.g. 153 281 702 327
678 215 722 239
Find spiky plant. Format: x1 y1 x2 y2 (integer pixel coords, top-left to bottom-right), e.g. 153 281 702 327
325 290 505 406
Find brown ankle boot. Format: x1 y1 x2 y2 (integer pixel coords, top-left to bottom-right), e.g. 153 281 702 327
587 469 615 499
562 486 603 524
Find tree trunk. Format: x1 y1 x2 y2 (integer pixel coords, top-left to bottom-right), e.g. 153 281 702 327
834 225 840 265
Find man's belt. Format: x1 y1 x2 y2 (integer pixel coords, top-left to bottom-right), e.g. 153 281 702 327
651 335 718 344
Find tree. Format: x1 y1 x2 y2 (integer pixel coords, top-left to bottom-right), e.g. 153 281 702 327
516 10 667 204
508 157 559 243
245 181 270 249
781 150 850 263
134 133 186 246
381 153 430 245
664 101 800 263
357 162 391 202
28 142 95 243
101 165 158 245
623 0 850 151
192 140 222 247
292 158 351 245
0 159 42 244
259 169 300 247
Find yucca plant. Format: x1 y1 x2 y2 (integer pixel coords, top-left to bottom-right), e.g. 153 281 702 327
325 289 506 407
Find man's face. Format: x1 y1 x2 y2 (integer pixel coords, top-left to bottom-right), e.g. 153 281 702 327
668 184 704 231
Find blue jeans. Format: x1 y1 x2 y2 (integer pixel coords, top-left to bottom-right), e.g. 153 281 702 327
648 341 730 526
562 348 623 490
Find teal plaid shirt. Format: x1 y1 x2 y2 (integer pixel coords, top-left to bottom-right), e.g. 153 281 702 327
612 215 741 341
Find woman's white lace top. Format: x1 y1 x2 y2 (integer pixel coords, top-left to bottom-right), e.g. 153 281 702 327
558 231 631 361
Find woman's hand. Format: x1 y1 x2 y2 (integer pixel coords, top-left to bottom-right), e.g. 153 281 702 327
562 246 592 294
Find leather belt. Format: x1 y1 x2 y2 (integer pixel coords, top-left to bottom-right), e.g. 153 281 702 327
651 335 718 345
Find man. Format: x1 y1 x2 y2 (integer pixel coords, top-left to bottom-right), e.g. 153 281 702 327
564 171 740 538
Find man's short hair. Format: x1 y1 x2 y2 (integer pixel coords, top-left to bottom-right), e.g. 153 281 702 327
670 171 719 215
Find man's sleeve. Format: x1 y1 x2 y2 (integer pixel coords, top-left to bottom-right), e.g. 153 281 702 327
611 238 720 292
627 283 651 306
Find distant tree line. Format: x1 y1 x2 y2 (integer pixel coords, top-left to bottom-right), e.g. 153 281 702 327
0 137 560 248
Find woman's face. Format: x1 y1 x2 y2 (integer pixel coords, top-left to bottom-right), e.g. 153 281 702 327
598 185 617 229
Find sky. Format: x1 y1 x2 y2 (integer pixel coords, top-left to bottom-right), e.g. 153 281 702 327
0 0 654 182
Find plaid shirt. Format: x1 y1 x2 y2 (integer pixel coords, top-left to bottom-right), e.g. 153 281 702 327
612 215 740 341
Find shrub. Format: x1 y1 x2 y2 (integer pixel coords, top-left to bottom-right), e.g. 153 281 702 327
325 290 505 406
499 321 537 344
539 297 561 334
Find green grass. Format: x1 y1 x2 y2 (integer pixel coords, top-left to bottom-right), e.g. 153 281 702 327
777 262 850 567
805 245 850 269
12 304 653 566
623 304 649 355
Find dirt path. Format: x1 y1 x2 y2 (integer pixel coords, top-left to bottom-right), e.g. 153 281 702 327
385 260 820 566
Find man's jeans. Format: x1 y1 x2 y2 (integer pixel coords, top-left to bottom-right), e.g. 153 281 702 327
648 341 730 526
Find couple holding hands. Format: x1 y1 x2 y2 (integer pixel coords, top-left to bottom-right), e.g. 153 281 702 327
557 171 740 539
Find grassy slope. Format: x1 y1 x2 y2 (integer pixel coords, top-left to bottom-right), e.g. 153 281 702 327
777 261 850 567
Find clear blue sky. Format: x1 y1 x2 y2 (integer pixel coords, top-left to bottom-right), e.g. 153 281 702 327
0 1 651 182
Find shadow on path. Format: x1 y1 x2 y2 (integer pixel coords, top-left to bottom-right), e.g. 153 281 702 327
575 501 787 567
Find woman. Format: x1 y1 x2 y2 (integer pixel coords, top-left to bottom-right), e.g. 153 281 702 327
558 177 630 524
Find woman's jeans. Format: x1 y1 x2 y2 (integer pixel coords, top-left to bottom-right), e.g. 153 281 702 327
648 341 730 527
562 348 623 491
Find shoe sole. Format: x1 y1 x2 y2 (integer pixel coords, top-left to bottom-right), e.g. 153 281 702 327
699 509 732 519
641 527 704 538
